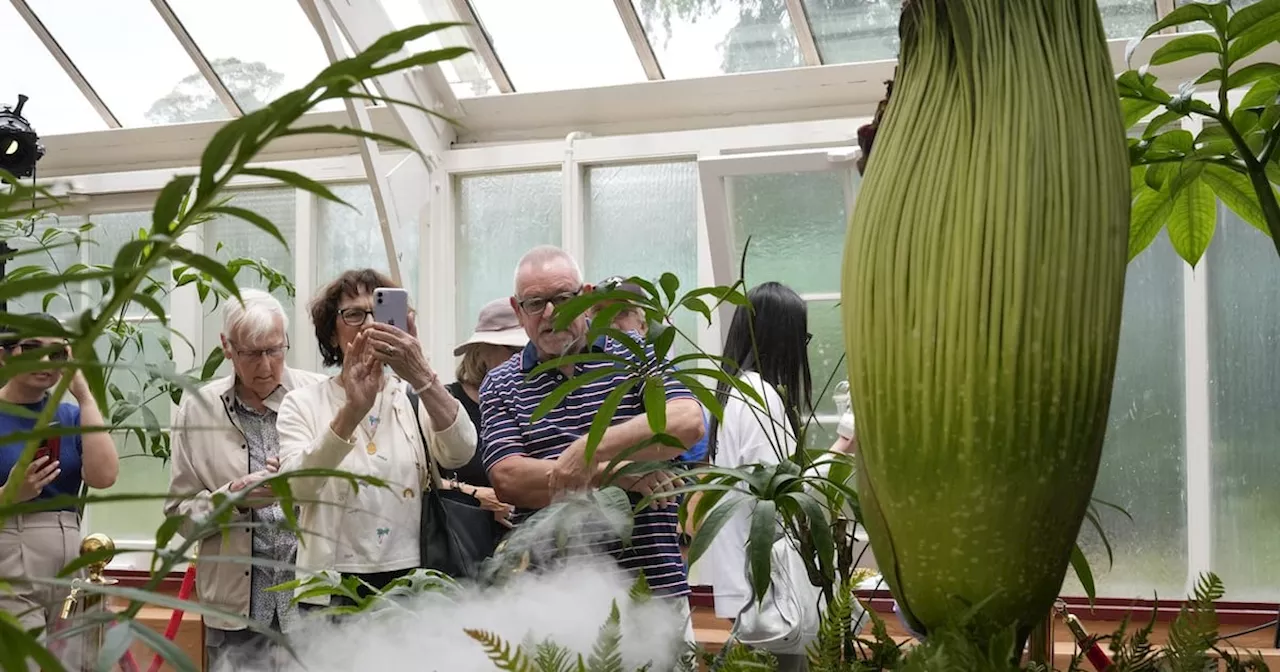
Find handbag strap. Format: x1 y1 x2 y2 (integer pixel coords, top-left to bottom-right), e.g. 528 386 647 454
405 383 444 492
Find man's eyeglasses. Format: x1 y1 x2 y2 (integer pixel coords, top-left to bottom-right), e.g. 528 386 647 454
7 340 70 361
516 288 582 316
338 308 375 326
231 342 290 361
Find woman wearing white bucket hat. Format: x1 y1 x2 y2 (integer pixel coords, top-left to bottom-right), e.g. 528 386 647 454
442 298 527 529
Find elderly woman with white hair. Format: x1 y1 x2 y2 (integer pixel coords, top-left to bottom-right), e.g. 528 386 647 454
166 288 325 670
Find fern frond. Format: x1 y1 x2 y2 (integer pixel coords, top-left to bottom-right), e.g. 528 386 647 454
1165 573 1224 671
465 629 533 672
532 638 576 672
585 601 623 672
628 572 653 604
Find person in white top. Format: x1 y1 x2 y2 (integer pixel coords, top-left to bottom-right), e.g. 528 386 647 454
277 269 476 609
701 281 848 671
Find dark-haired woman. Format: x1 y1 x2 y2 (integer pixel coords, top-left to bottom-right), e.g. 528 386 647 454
0 317 118 638
702 282 816 670
276 270 476 608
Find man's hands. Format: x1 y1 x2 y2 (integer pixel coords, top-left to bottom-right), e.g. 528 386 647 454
6 455 61 502
230 456 280 510
548 437 595 494
615 469 682 510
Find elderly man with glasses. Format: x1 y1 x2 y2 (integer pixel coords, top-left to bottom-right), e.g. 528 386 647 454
480 246 706 658
165 289 325 671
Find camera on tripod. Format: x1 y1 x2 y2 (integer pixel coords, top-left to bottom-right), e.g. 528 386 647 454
1 94 44 181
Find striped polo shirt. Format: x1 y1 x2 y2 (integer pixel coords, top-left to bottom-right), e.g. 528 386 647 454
479 335 691 597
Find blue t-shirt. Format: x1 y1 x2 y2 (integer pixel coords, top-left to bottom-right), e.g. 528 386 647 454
0 399 83 510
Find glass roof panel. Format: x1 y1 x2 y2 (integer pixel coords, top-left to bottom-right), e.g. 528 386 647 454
0 2 106 136
26 0 228 127
631 0 804 79
380 0 499 98
166 0 344 114
470 0 647 92
802 0 901 65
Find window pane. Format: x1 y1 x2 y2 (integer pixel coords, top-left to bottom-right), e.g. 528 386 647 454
470 0 646 92
166 0 342 115
1099 0 1158 39
456 172 562 341
584 162 699 349
1063 233 1187 598
632 0 803 79
379 0 498 97
85 211 170 319
84 320 176 544
803 0 902 65
6 214 86 317
0 2 106 135
807 299 845 418
315 184 420 308
1206 210 1280 601
26 0 226 127
729 171 852 295
201 188 298 372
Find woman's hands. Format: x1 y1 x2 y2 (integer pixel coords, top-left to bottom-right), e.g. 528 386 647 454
366 310 438 392
5 455 61 502
331 331 384 441
470 485 516 528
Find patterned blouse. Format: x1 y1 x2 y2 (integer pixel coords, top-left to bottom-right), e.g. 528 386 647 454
233 399 298 630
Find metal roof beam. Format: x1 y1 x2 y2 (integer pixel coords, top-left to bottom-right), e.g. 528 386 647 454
149 0 245 117
9 0 121 128
613 0 664 80
445 0 514 93
784 0 822 66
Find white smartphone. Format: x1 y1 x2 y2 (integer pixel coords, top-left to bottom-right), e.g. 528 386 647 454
373 287 410 331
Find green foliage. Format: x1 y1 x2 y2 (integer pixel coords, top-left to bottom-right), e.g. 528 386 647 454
0 22 469 672
1120 0 1280 265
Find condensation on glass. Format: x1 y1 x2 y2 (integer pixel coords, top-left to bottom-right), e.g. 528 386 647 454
629 0 804 79
803 0 903 65
1205 207 1280 601
316 183 421 309
1063 231 1188 599
584 162 699 353
455 171 563 342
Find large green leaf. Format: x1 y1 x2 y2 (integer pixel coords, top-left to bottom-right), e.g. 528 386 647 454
747 499 777 606
1201 163 1272 236
1226 62 1280 89
584 378 639 463
96 622 134 672
1227 12 1280 64
239 168 350 208
1142 3 1215 39
1167 178 1218 266
642 376 667 435
1240 76 1280 110
205 205 288 249
1069 545 1097 604
685 495 748 567
1150 34 1221 65
1130 186 1175 260
1120 99 1160 129
1227 0 1280 38
129 616 198 672
151 175 195 234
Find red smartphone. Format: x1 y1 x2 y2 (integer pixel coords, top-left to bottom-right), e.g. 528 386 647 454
34 436 61 463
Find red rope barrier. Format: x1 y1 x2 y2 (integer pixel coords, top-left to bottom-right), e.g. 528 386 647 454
142 562 198 672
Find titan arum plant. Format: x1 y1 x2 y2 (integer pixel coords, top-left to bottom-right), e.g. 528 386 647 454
842 0 1130 646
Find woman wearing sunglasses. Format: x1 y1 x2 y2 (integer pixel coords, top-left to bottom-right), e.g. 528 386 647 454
0 313 118 638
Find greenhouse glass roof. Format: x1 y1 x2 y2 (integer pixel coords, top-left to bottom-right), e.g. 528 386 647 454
3 0 1165 137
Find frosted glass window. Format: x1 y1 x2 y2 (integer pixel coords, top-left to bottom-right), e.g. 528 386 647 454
455 172 562 342
1064 232 1187 599
0 1 106 135
470 0 646 92
631 0 803 79
1099 0 1159 38
201 188 298 372
84 320 174 544
584 162 699 348
806 299 845 419
6 214 86 317
1206 208 1280 601
85 211 171 319
729 171 852 295
802 0 902 65
26 0 226 127
315 183 420 308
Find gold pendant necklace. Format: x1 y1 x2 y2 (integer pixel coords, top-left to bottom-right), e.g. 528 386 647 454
362 390 390 456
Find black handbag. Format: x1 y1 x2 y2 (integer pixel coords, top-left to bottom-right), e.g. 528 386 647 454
407 385 504 579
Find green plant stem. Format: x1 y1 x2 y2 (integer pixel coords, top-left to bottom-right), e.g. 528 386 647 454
1215 48 1280 258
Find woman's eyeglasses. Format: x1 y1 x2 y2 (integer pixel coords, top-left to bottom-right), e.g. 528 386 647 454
338 308 375 326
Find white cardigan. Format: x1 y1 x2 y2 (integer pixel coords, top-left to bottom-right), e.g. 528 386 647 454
276 375 475 604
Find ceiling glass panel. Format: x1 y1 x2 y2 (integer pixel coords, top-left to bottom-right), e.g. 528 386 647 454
380 0 499 98
631 0 804 79
26 0 227 127
166 0 343 114
0 2 105 136
802 0 901 65
470 0 647 92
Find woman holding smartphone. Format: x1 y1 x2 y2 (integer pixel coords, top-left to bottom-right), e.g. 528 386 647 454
0 314 118 635
276 269 476 609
